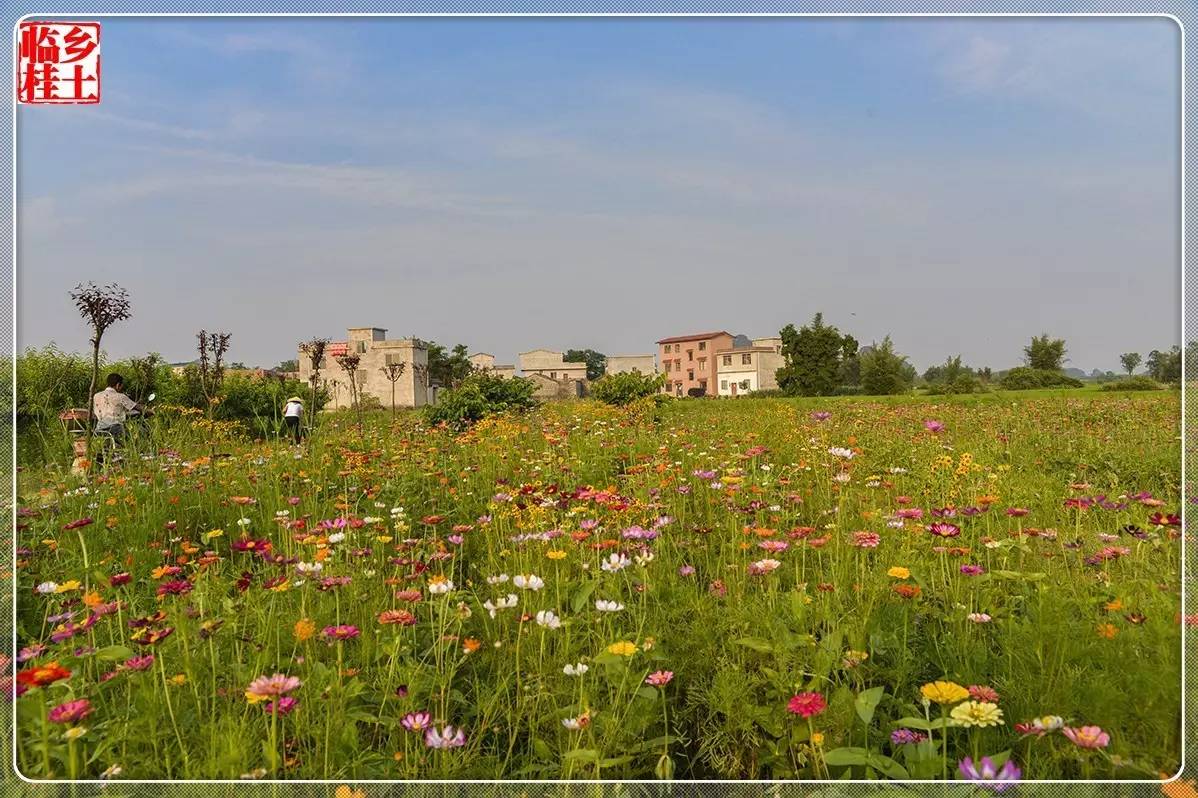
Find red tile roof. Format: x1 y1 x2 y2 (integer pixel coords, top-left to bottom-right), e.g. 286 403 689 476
327 342 349 357
656 331 733 345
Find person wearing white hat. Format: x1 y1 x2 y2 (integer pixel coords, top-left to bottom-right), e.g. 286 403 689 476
283 396 304 444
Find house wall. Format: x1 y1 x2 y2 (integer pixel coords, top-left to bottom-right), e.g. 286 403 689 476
518 349 588 380
298 329 430 409
605 354 656 375
658 333 733 396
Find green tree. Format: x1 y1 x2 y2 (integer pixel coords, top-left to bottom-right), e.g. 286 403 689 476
427 343 474 389
276 359 299 372
564 349 607 381
777 313 845 396
837 334 860 387
590 371 665 405
860 337 916 396
1119 352 1141 376
1146 347 1182 383
1023 334 1067 372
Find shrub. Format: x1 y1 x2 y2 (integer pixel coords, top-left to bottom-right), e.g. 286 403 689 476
743 388 785 399
686 387 707 398
590 371 665 406
832 385 863 396
1101 376 1165 392
424 373 538 430
925 376 982 395
999 367 1084 390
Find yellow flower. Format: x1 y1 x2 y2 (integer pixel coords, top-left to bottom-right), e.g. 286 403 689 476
887 567 910 579
607 641 638 657
55 580 81 593
950 700 1004 728
206 529 224 540
63 726 88 741
921 681 970 705
810 732 825 746
169 674 187 686
294 618 315 643
334 786 366 798
546 550 567 560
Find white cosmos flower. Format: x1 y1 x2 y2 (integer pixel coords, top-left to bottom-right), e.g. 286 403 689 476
35 581 58 595
237 517 252 527
487 574 510 585
563 662 589 676
483 594 518 618
513 574 544 590
594 599 624 612
828 447 854 459
535 610 561 630
634 551 655 567
601 553 630 573
295 562 322 578
327 532 345 544
562 717 585 730
428 578 454 594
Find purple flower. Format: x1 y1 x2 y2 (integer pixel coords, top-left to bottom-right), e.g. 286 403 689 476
924 420 945 433
960 564 985 576
890 728 927 745
678 565 696 577
958 757 1022 792
402 711 431 731
811 411 832 422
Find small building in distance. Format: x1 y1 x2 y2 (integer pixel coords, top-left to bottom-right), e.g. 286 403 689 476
518 349 588 381
657 331 734 397
715 336 785 397
298 327 430 410
469 352 516 379
605 354 657 376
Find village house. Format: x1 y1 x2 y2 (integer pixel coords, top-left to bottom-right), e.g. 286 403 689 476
298 327 430 410
656 331 735 397
517 349 587 400
715 336 784 397
605 354 657 375
468 352 516 379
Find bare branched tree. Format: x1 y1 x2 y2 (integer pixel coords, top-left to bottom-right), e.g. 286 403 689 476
196 330 232 408
380 362 406 415
69 282 132 440
335 352 363 430
299 338 329 433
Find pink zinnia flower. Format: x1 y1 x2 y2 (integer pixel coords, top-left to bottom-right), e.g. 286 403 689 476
48 698 91 724
645 670 674 687
786 692 827 718
852 531 881 548
1063 725 1110 749
968 684 1000 703
263 696 298 715
320 625 360 643
924 420 944 433
425 725 467 749
245 673 301 699
927 522 961 538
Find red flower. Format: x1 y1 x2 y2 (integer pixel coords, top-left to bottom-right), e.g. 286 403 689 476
62 517 94 530
787 692 827 718
16 661 71 687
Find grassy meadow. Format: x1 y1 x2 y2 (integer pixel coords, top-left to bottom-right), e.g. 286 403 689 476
12 390 1183 781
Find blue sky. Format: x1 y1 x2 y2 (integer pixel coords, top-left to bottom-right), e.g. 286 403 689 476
17 17 1181 372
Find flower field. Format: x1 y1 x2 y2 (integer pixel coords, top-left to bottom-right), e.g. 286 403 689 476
13 393 1183 781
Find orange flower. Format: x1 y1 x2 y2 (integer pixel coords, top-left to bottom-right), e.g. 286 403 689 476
17 660 71 687
893 584 922 600
1097 623 1118 639
377 610 416 626
294 618 315 642
462 637 482 653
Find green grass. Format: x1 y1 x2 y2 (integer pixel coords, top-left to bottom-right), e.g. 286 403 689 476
12 393 1182 781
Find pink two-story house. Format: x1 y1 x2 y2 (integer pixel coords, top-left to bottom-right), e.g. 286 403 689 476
656 331 735 397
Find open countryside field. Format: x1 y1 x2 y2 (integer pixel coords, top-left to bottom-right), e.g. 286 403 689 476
13 391 1183 781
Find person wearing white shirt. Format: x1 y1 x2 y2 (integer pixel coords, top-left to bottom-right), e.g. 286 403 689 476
283 397 304 444
92 373 143 441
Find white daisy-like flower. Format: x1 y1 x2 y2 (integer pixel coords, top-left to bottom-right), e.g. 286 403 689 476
535 610 561 630
513 574 544 590
563 662 589 676
487 574 510 585
594 599 624 612
601 553 631 573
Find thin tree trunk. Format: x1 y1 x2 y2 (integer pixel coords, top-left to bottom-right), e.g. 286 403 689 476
85 339 100 444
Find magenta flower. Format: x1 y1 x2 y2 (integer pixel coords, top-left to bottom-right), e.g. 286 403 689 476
927 522 961 538
48 698 91 724
852 531 881 548
122 654 155 672
245 673 301 700
320 625 360 643
263 696 298 715
924 420 945 433
786 692 827 718
958 756 1021 792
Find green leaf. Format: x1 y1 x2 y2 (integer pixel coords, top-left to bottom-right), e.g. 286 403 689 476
866 753 910 780
570 581 598 613
93 645 134 662
532 738 552 761
854 686 886 726
563 748 600 763
635 685 658 701
822 747 870 767
893 716 954 731
732 637 776 653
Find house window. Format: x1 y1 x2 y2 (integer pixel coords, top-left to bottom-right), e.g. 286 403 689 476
674 359 681 370
687 350 694 361
722 355 732 366
698 358 706 372
742 354 752 365
550 372 557 379
698 342 706 351
740 379 751 390
674 344 680 353
699 379 707 390
663 361 671 372
720 380 728 390
687 370 694 381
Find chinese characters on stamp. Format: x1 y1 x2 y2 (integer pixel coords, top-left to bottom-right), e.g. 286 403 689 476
17 21 100 104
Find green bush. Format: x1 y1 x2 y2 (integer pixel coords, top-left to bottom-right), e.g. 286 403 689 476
424 373 538 430
925 375 982 395
590 371 665 406
1101 376 1165 392
742 388 785 399
832 384 863 396
998 367 1084 390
